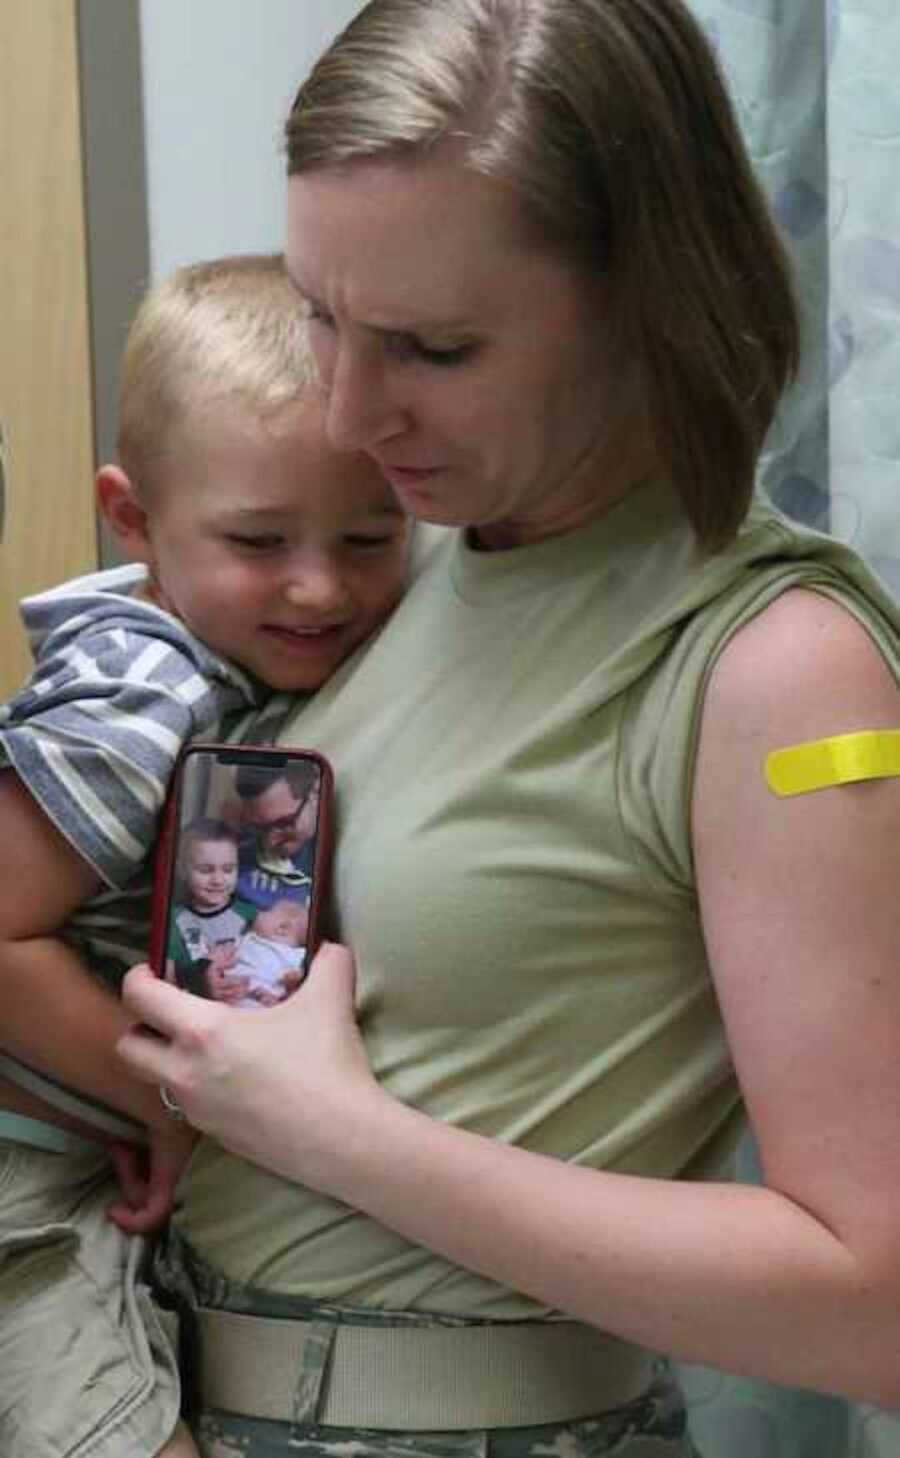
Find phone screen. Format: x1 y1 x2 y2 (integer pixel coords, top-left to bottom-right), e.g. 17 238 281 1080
152 745 331 1009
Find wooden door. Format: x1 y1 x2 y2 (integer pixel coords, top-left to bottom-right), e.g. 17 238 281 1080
0 2 98 698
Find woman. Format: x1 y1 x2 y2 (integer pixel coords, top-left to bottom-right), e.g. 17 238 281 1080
119 1 900 1453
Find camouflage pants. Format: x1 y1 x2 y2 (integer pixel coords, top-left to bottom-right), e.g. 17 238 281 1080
155 1232 699 1458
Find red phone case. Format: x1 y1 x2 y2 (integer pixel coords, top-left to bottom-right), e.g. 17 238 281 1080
149 743 334 987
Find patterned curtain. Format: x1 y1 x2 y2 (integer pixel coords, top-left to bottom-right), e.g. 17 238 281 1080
678 2 900 1454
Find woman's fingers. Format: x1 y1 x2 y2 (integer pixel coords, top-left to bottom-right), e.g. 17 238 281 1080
303 939 357 1006
115 1021 174 1086
121 962 209 1035
116 964 209 1085
116 941 366 1171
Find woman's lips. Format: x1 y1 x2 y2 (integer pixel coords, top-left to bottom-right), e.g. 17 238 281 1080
379 459 440 481
379 463 443 499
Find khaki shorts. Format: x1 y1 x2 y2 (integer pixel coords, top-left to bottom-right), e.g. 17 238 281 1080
0 1128 181 1458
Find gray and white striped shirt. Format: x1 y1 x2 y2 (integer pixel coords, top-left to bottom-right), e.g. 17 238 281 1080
0 563 286 1131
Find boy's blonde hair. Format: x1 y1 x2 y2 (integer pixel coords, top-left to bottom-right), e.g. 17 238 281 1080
118 253 314 491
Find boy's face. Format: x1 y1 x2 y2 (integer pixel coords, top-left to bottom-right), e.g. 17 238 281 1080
185 838 238 912
131 396 410 691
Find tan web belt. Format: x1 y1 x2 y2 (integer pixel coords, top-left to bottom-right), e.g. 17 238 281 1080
192 1306 654 1431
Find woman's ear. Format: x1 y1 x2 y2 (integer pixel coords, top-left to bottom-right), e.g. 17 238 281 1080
95 465 153 562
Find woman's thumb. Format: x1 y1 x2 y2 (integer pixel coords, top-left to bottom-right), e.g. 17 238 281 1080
303 939 357 1005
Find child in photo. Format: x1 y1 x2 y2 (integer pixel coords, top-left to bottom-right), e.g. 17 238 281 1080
167 819 258 1003
0 254 411 1458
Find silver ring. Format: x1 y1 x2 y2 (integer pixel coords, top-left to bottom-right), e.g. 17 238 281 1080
159 1084 185 1122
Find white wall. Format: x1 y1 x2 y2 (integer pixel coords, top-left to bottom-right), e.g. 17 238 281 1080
139 0 364 281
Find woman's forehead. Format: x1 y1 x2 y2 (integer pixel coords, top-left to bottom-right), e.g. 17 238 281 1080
285 157 542 325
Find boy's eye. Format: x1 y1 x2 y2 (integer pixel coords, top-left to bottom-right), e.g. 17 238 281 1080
225 533 285 552
343 532 401 549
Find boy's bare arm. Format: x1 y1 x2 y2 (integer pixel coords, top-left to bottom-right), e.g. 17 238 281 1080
0 768 174 1131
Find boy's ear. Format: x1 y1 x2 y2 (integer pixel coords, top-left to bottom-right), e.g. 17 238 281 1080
96 465 153 561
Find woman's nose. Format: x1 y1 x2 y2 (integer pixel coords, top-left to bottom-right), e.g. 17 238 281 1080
323 340 406 453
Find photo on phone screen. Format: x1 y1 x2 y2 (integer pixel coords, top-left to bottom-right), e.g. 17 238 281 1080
151 745 332 1009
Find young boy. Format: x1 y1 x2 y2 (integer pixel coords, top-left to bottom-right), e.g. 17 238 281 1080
167 819 258 1001
0 255 410 1458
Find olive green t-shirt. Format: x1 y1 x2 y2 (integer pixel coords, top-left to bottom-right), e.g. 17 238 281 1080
174 480 899 1317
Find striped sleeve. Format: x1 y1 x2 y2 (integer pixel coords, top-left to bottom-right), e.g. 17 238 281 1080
0 622 251 889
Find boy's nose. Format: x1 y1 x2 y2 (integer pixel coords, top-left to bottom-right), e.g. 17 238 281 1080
283 564 349 613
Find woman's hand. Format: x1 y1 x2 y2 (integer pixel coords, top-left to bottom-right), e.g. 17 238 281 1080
116 943 382 1189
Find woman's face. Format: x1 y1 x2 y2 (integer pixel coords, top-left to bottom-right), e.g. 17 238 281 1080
286 154 648 548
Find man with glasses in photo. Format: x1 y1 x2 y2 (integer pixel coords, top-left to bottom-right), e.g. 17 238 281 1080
233 761 320 922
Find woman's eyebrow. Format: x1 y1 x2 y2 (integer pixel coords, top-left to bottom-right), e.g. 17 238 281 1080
370 317 475 339
288 273 476 334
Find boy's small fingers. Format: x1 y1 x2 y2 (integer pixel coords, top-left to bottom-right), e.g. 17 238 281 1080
108 1201 140 1233
108 1197 168 1235
107 1141 148 1208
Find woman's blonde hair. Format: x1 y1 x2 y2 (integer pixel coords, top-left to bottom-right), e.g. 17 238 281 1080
118 253 314 492
285 0 799 550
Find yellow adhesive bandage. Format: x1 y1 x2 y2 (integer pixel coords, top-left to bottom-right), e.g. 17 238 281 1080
765 729 900 797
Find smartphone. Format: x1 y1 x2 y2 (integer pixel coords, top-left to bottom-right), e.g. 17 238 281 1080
150 743 333 1008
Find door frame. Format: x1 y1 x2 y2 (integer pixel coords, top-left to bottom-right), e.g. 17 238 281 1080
77 0 150 561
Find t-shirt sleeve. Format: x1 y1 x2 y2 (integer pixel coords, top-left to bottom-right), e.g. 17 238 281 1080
233 897 259 928
0 625 235 889
168 914 201 970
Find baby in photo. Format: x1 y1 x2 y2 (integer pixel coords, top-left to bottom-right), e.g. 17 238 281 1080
229 896 308 1008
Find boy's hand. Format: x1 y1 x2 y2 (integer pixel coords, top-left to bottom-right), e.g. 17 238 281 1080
250 987 282 1006
205 960 251 1004
209 940 237 973
106 1120 199 1234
